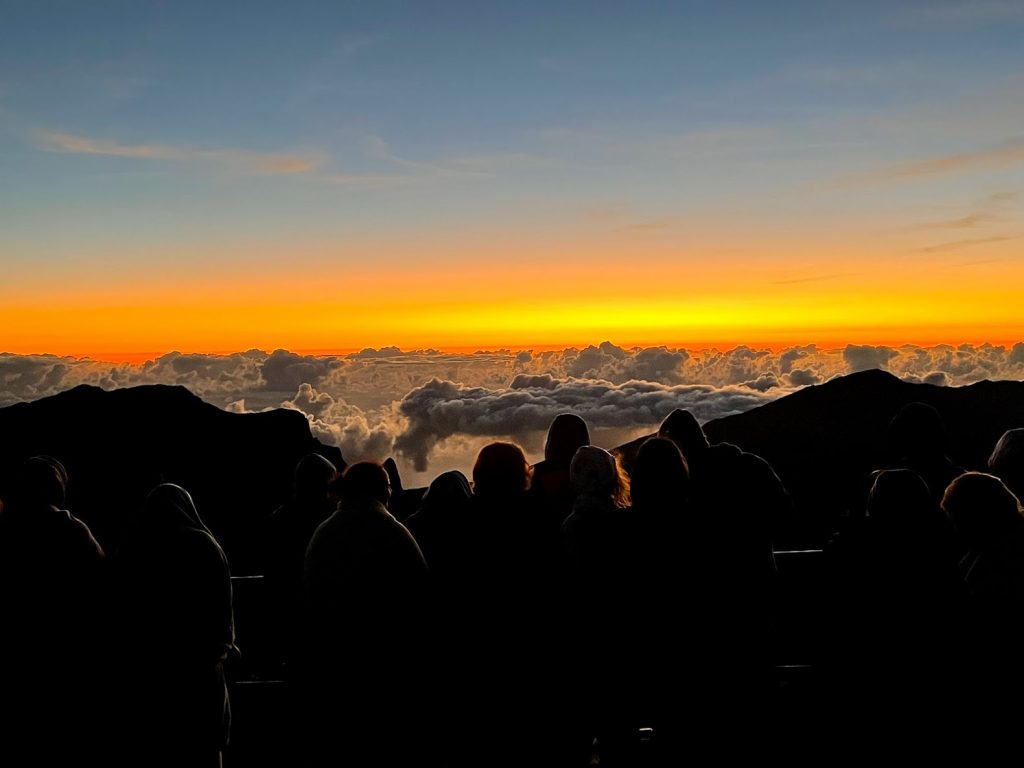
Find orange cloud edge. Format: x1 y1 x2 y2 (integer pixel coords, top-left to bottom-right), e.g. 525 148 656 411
11 335 1021 366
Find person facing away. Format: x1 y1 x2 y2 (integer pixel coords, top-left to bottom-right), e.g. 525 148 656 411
302 461 429 767
885 401 964 501
941 472 1024 727
529 413 592 528
621 437 692 759
560 446 633 767
404 469 474 580
465 441 575 767
988 428 1024 503
0 456 106 762
263 452 338 673
824 469 963 717
113 483 235 768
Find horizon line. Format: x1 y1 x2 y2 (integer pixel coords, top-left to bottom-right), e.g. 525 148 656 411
5 336 1023 365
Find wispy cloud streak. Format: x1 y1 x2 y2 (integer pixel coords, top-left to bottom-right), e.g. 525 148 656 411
836 138 1024 186
37 131 322 175
918 235 1016 253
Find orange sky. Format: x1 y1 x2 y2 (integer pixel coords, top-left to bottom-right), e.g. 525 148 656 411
4 238 1022 360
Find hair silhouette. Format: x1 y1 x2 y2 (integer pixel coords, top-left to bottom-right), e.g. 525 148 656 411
942 471 1021 550
544 413 591 466
988 428 1024 502
630 437 689 512
473 441 532 497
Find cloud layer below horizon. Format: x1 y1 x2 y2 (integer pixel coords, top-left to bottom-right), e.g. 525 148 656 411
3 341 1024 484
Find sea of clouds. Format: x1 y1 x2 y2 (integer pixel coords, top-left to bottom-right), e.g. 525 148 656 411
3 342 1023 485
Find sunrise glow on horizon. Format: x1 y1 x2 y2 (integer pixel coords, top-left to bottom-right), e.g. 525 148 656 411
3 2 1023 360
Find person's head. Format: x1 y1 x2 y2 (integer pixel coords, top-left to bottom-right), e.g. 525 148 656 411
16 456 67 510
571 446 630 508
866 469 934 528
422 470 473 508
941 471 1022 549
988 428 1024 501
293 453 337 500
339 461 392 507
544 414 591 466
473 442 532 497
630 437 689 511
658 409 709 464
145 483 209 532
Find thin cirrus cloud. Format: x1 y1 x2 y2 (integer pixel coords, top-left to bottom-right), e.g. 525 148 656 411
835 137 1024 186
35 129 541 185
913 212 1005 230
918 234 1017 254
36 130 323 176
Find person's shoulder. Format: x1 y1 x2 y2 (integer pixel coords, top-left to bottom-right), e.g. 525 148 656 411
708 442 743 460
65 512 105 559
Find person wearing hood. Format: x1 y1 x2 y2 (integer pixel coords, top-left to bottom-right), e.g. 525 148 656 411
113 483 236 768
303 461 429 767
405 469 474 578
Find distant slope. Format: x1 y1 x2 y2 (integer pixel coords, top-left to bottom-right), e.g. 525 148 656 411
0 384 343 572
618 370 1024 544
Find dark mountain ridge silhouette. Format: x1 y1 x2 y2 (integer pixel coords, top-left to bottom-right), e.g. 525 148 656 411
617 369 1024 546
0 384 343 572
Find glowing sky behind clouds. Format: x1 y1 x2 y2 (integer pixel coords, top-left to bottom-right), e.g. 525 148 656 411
2 1 1023 355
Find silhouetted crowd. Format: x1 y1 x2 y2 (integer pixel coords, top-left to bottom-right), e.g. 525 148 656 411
3 404 1024 765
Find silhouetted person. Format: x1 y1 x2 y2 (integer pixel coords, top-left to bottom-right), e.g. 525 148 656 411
658 407 792 540
824 470 963 726
562 446 630 574
659 408 788 717
113 483 235 768
561 446 631 766
657 408 708 469
988 428 1024 502
303 461 429 767
264 452 337 674
0 456 106 762
941 472 1024 733
530 413 591 528
622 437 692 761
402 471 478 763
463 441 575 766
405 469 474 578
886 402 963 501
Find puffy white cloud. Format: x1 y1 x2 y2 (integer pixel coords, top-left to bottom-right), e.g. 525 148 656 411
786 368 822 387
260 349 340 391
393 376 776 471
1009 342 1024 365
779 345 816 374
281 383 397 462
742 372 781 392
510 373 559 389
843 344 898 372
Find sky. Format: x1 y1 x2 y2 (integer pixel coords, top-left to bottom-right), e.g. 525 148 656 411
2 1 1024 356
